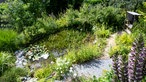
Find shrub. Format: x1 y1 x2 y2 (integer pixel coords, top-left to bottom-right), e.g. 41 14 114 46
0 67 28 82
55 58 72 80
80 4 125 31
110 32 134 57
0 29 18 51
34 65 53 79
34 58 72 80
0 52 15 76
93 24 111 38
63 4 125 31
24 45 49 61
116 33 134 46
5 0 36 32
16 16 58 46
84 0 102 5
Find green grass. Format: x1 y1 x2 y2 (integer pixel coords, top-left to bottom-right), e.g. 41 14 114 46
72 70 114 82
65 38 106 64
0 29 18 51
0 52 15 76
93 24 112 38
36 30 87 51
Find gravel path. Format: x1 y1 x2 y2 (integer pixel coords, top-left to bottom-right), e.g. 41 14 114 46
100 33 116 59
73 59 112 78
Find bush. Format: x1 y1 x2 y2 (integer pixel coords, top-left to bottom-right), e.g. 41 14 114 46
5 0 36 32
79 4 125 30
0 67 28 82
34 65 53 79
93 24 111 38
16 16 58 46
55 58 72 80
0 29 18 51
0 52 15 76
109 32 134 57
63 4 125 32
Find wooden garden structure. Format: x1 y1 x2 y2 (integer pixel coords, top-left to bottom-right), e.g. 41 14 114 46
125 11 141 29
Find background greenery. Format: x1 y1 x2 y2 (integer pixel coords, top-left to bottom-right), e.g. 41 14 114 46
0 0 146 82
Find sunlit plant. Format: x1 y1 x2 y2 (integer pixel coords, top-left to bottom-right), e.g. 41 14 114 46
112 35 146 82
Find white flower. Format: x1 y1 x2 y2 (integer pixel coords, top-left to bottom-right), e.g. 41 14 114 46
70 67 73 70
41 53 49 59
69 69 73 73
51 61 54 64
22 62 27 66
73 73 77 77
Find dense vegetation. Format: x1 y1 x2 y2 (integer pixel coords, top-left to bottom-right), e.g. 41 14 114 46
0 0 146 82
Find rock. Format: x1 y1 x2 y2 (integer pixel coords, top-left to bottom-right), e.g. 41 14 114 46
15 55 28 68
26 78 37 82
15 50 25 58
21 77 37 82
52 50 67 57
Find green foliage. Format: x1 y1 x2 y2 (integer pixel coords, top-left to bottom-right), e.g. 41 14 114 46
110 33 134 57
109 45 130 58
0 67 28 82
6 0 36 32
34 58 72 80
111 35 146 82
84 0 102 5
65 40 106 63
34 65 54 79
96 70 114 82
73 70 113 82
58 4 124 32
142 76 146 82
93 24 111 38
39 30 86 51
24 45 49 61
21 0 45 18
0 52 15 76
116 33 134 46
0 29 18 51
55 58 72 80
16 16 58 46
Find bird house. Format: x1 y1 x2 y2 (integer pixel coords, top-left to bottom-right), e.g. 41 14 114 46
126 11 141 24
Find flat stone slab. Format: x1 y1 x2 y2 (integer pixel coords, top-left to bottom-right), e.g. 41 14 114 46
73 59 112 78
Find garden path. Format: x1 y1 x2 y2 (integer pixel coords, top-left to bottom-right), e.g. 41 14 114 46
73 33 117 78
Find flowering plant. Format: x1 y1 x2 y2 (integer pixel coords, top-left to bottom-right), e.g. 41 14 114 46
55 58 72 80
25 45 49 61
